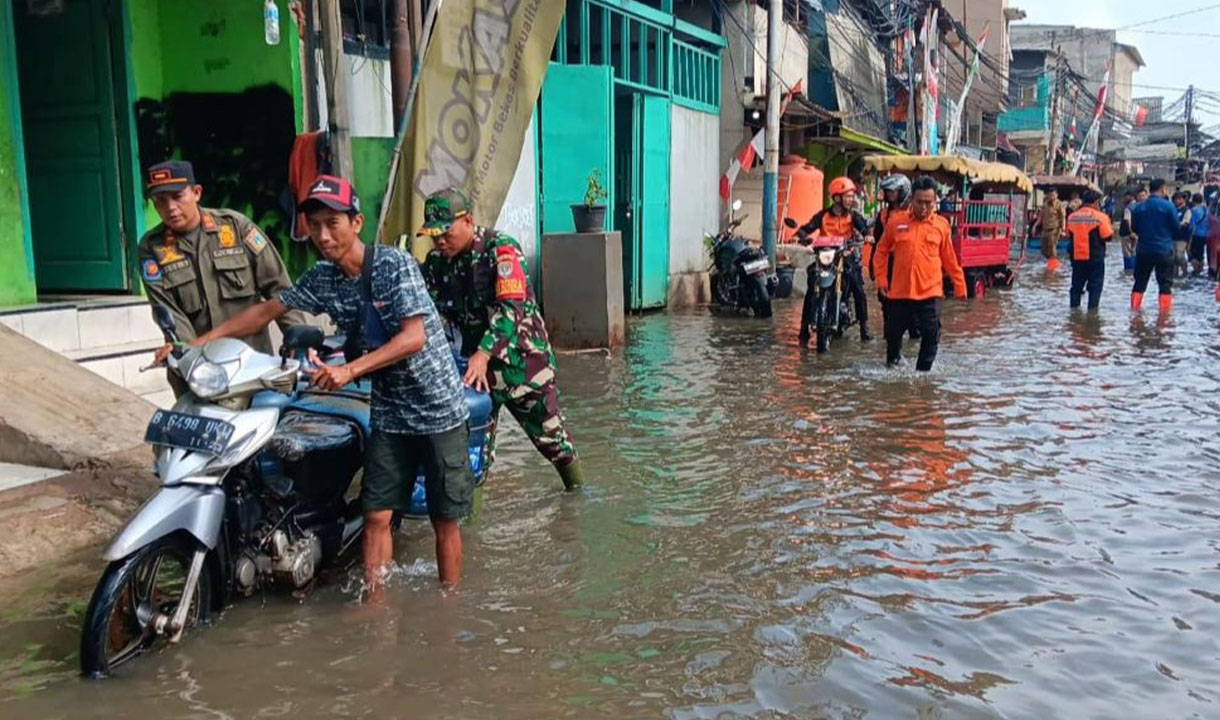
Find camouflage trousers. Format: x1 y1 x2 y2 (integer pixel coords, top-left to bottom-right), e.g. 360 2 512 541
487 362 577 469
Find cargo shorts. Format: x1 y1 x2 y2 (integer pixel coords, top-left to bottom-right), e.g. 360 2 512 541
362 424 474 520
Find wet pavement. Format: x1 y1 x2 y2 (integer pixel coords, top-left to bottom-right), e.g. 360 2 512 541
3 260 1220 718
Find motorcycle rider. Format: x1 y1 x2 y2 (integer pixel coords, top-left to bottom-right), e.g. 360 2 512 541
191 176 474 591
797 176 872 346
870 174 918 342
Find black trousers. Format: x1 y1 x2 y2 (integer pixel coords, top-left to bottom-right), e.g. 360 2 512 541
843 262 869 332
1069 259 1105 309
885 298 941 371
1132 252 1174 295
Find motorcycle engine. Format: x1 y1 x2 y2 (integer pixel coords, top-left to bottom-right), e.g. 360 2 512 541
234 528 322 594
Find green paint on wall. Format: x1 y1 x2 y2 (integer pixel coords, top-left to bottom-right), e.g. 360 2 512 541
158 0 295 95
128 0 162 100
352 137 396 245
0 0 36 307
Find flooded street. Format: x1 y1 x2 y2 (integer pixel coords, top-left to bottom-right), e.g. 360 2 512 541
4 261 1220 719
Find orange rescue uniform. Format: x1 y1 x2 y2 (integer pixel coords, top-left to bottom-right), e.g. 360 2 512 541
1066 206 1114 262
873 211 967 300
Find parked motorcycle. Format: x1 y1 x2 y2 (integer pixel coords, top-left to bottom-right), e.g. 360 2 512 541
788 219 859 353
80 307 490 677
708 200 774 318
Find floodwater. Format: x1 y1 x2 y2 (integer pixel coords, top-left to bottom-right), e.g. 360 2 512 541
4 260 1220 719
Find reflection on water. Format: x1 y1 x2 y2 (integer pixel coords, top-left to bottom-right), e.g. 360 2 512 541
4 262 1220 718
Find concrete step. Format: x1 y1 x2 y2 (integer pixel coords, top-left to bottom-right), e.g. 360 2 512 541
0 296 161 354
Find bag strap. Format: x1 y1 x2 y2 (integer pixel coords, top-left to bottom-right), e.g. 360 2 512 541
360 242 376 302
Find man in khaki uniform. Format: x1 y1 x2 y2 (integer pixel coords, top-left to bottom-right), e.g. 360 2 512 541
138 161 305 375
1039 188 1066 265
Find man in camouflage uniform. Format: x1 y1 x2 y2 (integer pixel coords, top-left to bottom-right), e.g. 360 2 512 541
419 188 585 491
138 160 306 384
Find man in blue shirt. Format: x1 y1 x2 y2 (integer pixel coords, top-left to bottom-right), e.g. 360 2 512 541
1130 178 1180 313
192 176 473 591
1189 193 1209 276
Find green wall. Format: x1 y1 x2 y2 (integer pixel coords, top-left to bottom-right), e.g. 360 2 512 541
0 0 35 307
352 137 396 245
157 0 295 95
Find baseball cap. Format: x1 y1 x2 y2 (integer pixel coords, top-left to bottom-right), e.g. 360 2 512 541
417 187 471 236
302 175 361 213
145 161 196 196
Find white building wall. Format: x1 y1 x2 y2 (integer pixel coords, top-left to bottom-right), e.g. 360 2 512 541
494 114 539 271
669 105 720 275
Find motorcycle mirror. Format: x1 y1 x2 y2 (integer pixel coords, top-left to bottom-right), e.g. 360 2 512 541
282 325 325 355
152 305 176 334
783 218 798 229
732 199 743 212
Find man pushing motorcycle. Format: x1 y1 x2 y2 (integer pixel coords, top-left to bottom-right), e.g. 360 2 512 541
190 176 474 592
797 176 873 346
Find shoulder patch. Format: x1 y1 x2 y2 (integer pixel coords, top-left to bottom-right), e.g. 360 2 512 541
201 213 218 233
141 259 162 283
243 228 268 254
493 245 526 301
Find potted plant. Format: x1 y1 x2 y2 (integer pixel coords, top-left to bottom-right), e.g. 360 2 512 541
571 169 608 233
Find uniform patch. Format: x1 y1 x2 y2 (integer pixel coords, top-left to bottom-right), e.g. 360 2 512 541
243 228 268 254
218 224 237 248
201 213 218 232
155 240 184 264
141 259 162 282
213 247 245 258
493 245 526 301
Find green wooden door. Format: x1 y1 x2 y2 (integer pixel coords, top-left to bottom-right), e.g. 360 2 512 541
540 64 613 236
634 94 671 309
15 0 128 291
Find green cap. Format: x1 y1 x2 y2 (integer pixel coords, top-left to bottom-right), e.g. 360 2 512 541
417 187 471 236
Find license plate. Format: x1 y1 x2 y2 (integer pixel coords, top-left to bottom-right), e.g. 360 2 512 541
144 410 236 456
742 259 769 275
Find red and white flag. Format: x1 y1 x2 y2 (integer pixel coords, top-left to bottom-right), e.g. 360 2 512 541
720 80 804 200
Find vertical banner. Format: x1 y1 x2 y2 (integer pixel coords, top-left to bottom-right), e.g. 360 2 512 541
919 7 939 156
943 23 989 156
378 0 565 252
1071 63 1109 176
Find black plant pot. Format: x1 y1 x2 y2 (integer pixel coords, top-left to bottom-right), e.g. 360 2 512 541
571 204 607 233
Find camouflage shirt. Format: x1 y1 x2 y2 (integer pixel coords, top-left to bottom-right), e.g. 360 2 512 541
421 227 555 383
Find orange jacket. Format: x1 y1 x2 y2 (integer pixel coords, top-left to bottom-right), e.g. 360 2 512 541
874 211 967 300
1066 206 1114 262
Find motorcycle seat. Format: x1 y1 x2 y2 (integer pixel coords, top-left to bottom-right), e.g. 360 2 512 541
269 411 359 461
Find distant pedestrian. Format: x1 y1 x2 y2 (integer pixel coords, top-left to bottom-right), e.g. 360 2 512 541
1120 186 1148 276
1130 179 1179 314
1172 191 1192 279
873 175 967 371
1040 189 1066 270
1065 190 1114 310
1188 193 1209 277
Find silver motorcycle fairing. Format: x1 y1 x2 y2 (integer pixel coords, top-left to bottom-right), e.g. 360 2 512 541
102 484 226 561
156 399 280 485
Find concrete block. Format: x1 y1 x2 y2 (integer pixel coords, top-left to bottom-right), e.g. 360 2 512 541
19 308 80 352
122 353 171 395
0 314 23 334
127 305 165 343
541 232 626 350
80 357 125 387
78 306 131 350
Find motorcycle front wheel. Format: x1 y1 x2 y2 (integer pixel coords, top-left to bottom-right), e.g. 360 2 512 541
816 289 837 353
80 534 213 678
748 275 773 318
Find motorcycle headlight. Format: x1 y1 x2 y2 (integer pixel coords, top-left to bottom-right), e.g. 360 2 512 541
817 249 837 266
188 360 229 399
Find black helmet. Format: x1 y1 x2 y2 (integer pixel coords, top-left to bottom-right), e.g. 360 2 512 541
880 174 912 205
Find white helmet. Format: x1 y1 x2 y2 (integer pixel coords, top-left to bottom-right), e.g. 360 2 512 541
880 174 912 205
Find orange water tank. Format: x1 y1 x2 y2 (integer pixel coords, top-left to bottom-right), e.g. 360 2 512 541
779 155 824 243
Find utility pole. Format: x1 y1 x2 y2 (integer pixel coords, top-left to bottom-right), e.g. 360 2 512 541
761 0 781 268
1045 40 1061 175
1185 85 1194 162
390 0 416 129
318 0 353 181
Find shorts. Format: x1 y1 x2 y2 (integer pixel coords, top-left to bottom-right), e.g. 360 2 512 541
1190 235 1206 262
362 425 473 520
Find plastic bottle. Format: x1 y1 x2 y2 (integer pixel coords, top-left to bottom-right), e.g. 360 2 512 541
264 0 280 46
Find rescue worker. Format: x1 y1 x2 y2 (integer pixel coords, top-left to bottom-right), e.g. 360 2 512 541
871 174 918 341
797 176 872 345
1039 188 1066 270
1065 190 1114 311
873 175 967 372
1130 178 1179 314
139 160 306 381
419 188 585 492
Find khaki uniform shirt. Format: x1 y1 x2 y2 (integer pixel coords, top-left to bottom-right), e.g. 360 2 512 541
137 208 305 354
1041 200 1066 238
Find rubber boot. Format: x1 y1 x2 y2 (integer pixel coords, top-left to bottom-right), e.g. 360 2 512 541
1130 291 1144 310
1215 283 1220 303
1158 294 1173 314
557 459 585 491
1047 257 1061 272
859 323 873 342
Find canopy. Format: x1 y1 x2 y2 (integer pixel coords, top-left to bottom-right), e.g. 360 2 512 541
861 155 1033 194
1030 175 1101 194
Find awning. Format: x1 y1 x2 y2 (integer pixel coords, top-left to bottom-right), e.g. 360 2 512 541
1030 175 1100 193
861 154 1034 194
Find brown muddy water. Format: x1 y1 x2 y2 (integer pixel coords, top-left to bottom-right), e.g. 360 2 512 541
3 262 1220 719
